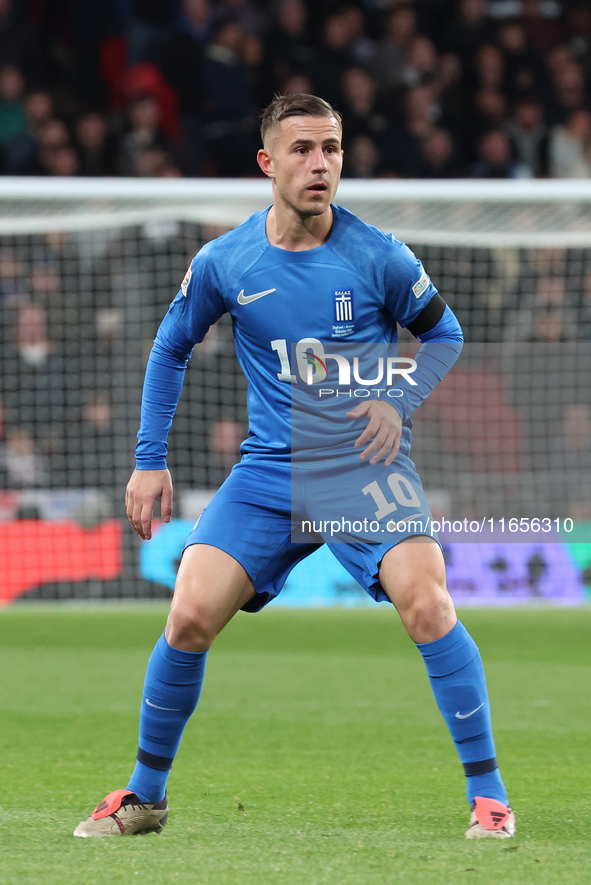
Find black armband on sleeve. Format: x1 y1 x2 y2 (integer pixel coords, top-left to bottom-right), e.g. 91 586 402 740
405 293 446 338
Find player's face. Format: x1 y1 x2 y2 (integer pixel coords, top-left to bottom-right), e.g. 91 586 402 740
258 115 343 218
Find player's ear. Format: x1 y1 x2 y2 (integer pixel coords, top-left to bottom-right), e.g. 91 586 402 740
257 148 273 178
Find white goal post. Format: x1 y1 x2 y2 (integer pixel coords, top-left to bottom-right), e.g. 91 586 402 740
2 177 591 246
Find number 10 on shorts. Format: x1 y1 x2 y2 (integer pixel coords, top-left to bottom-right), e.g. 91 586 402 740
362 474 421 520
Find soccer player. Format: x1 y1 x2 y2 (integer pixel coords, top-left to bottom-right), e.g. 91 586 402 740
74 94 515 840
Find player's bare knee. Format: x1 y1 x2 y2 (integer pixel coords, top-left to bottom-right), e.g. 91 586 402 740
165 605 217 652
401 582 455 642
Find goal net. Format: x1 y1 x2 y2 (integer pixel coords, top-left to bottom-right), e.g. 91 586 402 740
1 178 591 604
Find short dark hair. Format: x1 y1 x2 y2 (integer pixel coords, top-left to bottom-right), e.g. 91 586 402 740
260 93 342 144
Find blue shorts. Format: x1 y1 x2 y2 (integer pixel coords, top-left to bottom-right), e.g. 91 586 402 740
184 451 437 612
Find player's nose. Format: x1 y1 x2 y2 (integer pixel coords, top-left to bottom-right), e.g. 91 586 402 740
310 148 328 172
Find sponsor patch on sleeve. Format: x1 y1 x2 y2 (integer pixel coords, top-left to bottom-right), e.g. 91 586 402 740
412 265 430 299
181 267 192 296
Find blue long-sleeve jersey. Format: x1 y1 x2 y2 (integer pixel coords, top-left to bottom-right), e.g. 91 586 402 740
136 204 463 469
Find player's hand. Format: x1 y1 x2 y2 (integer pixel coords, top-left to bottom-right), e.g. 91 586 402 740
125 468 173 541
347 400 403 467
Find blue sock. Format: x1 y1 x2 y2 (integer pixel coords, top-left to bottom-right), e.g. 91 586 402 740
416 621 508 807
127 632 208 803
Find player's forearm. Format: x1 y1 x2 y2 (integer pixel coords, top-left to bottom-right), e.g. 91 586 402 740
135 328 192 469
390 306 463 422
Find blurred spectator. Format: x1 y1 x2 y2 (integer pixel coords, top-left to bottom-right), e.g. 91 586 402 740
217 0 268 37
402 35 439 89
147 0 211 175
550 404 591 472
342 134 382 178
528 305 574 342
340 67 393 152
75 113 118 177
3 426 47 487
27 259 93 357
0 64 26 150
119 94 184 176
177 0 216 45
437 52 464 131
505 276 579 342
548 58 587 123
525 245 568 282
0 0 44 86
0 303 72 437
18 118 70 176
123 62 184 142
566 4 591 80
281 72 313 97
371 5 418 93
468 44 505 94
313 11 361 108
15 303 54 367
29 262 63 338
265 0 314 91
67 0 125 106
242 32 272 110
96 307 124 348
548 109 591 178
443 0 495 63
546 43 574 79
340 5 375 68
471 129 520 178
126 0 178 65
4 90 53 173
202 21 257 176
388 84 439 176
135 145 182 176
548 401 591 521
504 97 549 177
464 88 508 159
416 127 466 177
523 0 564 57
578 268 591 338
66 392 118 487
405 83 440 137
206 417 242 485
0 247 23 300
44 145 80 177
496 19 546 104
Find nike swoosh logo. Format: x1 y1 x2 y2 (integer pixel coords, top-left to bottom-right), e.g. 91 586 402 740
455 703 484 720
145 698 181 712
237 287 276 305
391 513 424 524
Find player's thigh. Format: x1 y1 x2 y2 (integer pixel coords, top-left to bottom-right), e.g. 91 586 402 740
166 458 302 649
378 537 456 642
166 543 256 651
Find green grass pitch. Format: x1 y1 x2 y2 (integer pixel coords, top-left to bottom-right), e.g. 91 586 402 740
0 605 589 885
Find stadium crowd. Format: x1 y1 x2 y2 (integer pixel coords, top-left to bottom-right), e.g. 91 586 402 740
0 0 590 179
